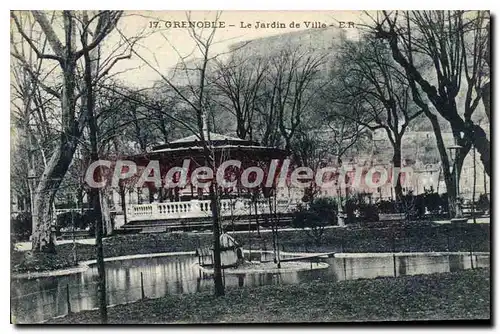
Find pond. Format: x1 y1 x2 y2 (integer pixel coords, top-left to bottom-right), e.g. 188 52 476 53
11 252 489 323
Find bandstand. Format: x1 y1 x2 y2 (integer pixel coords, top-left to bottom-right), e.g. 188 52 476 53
113 131 298 232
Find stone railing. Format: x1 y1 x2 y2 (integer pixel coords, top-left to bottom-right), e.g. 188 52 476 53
127 198 296 222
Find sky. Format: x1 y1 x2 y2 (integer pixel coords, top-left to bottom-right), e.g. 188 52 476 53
108 10 372 87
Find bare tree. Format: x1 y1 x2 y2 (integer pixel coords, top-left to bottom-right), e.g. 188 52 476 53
12 11 131 325
11 10 123 253
368 10 490 216
11 21 46 218
210 55 268 140
267 48 326 153
334 37 423 200
122 11 226 296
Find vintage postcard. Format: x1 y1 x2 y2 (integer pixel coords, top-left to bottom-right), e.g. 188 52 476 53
10 10 490 324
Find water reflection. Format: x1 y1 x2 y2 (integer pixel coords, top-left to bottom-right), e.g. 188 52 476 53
11 253 489 323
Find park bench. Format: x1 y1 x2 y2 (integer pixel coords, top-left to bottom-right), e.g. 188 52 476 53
462 203 485 217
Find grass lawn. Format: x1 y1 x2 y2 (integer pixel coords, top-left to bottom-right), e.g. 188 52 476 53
11 223 490 274
45 268 490 324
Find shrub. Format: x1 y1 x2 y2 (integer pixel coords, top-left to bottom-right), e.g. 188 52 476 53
11 212 32 242
369 190 450 221
56 212 82 232
83 210 97 236
55 210 96 236
345 195 379 225
377 200 398 214
476 194 490 213
292 197 338 245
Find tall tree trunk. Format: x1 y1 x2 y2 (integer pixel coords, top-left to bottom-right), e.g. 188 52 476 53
91 185 107 323
32 139 78 252
472 144 477 223
469 123 490 176
119 184 128 225
82 24 108 323
451 131 471 219
481 82 490 123
426 112 457 218
209 183 224 296
25 103 36 229
84 37 103 236
392 139 403 201
32 58 79 252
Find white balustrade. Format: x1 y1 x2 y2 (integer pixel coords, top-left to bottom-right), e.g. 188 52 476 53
127 198 296 222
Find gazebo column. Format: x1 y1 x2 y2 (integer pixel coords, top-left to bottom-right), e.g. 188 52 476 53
133 188 139 204
137 188 143 204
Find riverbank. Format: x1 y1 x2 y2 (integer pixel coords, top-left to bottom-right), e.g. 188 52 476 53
12 223 490 274
45 268 490 324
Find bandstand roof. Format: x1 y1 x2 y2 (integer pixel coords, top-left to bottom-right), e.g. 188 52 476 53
129 131 288 162
170 132 249 144
152 131 261 151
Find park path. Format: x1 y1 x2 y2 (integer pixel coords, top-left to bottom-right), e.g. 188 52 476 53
14 238 96 252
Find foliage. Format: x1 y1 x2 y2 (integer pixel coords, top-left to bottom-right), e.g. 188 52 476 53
345 193 379 225
11 212 32 242
418 192 449 216
56 212 82 232
377 200 398 214
376 192 449 219
55 211 96 236
397 192 450 219
476 194 490 213
292 197 337 245
398 192 419 222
